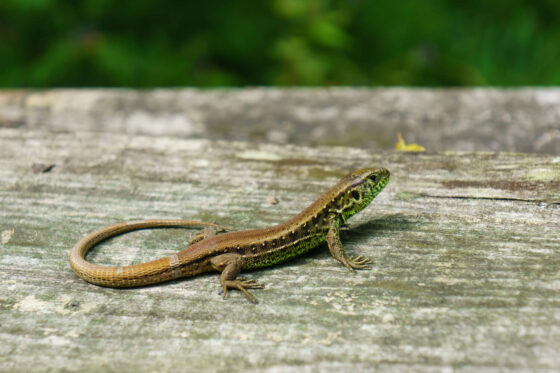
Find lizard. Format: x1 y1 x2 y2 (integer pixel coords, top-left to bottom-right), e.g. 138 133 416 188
69 167 390 303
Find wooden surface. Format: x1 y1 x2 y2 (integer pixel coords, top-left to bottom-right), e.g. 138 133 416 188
1 89 560 372
1 88 559 153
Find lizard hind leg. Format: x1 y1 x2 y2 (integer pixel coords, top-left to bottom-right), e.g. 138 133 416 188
210 254 265 304
189 226 224 245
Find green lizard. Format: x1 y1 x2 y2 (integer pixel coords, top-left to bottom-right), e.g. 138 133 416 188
70 167 390 303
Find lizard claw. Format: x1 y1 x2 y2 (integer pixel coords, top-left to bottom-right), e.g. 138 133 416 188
221 278 265 304
346 255 372 270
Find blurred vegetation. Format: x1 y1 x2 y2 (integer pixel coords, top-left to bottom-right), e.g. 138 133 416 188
1 0 559 87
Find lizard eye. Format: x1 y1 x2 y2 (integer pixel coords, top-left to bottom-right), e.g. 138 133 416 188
351 190 360 201
369 174 378 183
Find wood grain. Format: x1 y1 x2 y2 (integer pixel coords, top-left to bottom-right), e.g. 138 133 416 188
1 126 559 371
1 88 559 153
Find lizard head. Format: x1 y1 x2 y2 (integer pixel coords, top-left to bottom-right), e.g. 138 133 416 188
336 167 390 222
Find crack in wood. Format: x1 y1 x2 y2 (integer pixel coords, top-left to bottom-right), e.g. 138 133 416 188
417 193 560 206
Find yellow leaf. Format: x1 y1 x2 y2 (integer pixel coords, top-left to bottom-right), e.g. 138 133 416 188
395 132 425 152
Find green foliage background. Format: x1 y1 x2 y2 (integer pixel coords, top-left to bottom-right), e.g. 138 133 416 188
1 0 559 87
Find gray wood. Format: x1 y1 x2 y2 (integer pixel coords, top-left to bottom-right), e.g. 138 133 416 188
1 88 559 154
1 127 559 372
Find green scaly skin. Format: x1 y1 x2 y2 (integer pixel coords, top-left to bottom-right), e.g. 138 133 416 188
242 167 390 270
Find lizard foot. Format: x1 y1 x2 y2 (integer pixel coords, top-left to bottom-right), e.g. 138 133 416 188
189 226 229 245
222 278 265 304
342 255 372 271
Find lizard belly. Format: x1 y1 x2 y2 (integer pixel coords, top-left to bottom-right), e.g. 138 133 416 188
243 233 326 269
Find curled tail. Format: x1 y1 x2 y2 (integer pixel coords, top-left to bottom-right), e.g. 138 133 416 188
69 219 229 287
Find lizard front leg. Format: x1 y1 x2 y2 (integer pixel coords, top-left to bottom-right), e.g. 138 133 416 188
326 218 371 271
210 254 264 304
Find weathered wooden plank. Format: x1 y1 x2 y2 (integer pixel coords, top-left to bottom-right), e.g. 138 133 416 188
1 88 559 154
1 128 559 372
